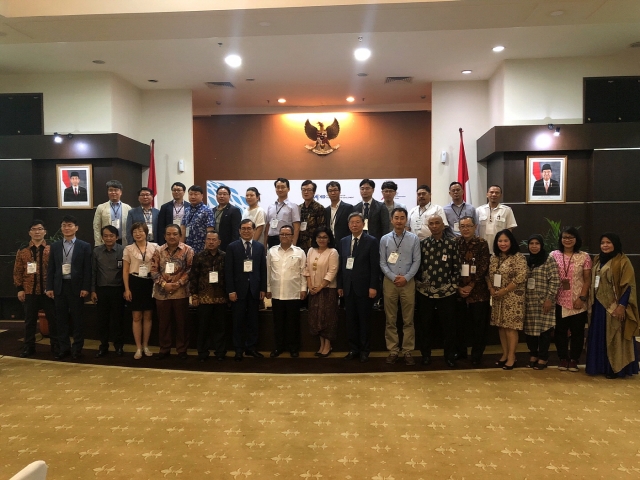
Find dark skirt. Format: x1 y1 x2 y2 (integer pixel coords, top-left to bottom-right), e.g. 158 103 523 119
586 300 639 377
308 287 339 341
128 274 154 312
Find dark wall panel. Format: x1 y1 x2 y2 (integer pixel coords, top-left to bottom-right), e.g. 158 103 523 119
592 150 640 202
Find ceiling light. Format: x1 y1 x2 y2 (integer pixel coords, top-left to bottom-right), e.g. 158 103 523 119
225 54 242 68
550 10 564 16
278 98 286 104
53 133 62 144
461 70 472 75
346 96 354 102
492 46 505 52
354 48 371 61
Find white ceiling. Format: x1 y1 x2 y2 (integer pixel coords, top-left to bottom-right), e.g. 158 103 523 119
0 0 639 115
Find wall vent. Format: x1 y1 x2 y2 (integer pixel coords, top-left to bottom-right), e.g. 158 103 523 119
205 81 235 88
385 76 413 84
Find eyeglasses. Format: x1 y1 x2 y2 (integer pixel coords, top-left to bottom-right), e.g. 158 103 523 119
240 227 253 232
279 233 293 237
562 236 575 241
30 227 45 231
459 224 475 229
171 188 184 192
327 188 340 193
139 193 152 197
381 189 396 194
301 188 314 193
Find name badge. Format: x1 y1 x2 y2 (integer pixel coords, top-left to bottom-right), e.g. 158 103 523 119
165 262 175 274
111 219 120 229
454 222 460 232
209 271 219 283
62 263 71 275
27 262 37 274
300 221 307 232
117 260 123 269
493 274 502 287
388 252 399 264
244 259 253 272
527 278 535 290
561 279 570 290
461 264 469 277
363 219 369 231
346 257 355 270
270 218 279 229
442 254 448 261
147 224 153 235
470 265 477 274
594 275 600 289
138 265 149 277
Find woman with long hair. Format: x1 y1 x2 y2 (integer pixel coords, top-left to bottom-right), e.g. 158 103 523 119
586 233 639 378
486 229 527 370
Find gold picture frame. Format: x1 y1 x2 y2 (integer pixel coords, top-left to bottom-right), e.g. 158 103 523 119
56 164 93 209
526 155 567 204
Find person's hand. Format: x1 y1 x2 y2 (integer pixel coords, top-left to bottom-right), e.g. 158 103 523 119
612 304 626 319
124 290 132 302
192 297 200 307
91 292 98 303
259 291 266 300
368 288 377 299
80 290 89 298
394 275 407 288
46 290 54 299
164 282 175 293
17 291 25 302
337 289 344 298
229 293 238 302
492 288 505 298
543 299 553 314
266 292 272 299
300 291 307 300
572 297 584 310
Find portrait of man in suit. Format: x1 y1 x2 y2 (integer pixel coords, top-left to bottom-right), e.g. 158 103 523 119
63 171 88 202
532 163 560 196
58 165 92 208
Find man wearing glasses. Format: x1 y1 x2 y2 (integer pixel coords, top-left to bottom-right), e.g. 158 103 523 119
324 181 354 244
266 225 307 357
213 185 241 251
353 179 386 241
297 180 326 254
380 181 405 235
264 178 301 248
158 182 187 246
126 187 159 243
93 179 132 246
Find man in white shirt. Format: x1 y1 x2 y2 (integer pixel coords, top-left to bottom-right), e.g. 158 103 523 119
406 184 448 240
264 178 301 248
266 225 307 358
476 185 517 254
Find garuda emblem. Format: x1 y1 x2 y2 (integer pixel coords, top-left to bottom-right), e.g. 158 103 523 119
304 118 340 155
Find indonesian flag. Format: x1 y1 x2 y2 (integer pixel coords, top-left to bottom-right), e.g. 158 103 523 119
148 139 158 207
457 128 471 202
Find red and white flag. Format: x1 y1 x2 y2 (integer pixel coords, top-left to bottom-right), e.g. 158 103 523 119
148 139 158 207
457 128 471 202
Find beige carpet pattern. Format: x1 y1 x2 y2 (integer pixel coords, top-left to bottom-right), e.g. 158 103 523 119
1 357 640 479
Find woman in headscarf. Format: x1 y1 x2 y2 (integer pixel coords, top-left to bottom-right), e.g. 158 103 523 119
586 233 639 378
524 235 560 370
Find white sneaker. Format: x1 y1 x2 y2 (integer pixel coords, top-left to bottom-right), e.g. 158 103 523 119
143 346 152 357
134 349 142 360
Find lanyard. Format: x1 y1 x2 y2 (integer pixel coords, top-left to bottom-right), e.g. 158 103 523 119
489 205 500 222
392 231 406 251
451 203 465 219
136 241 148 262
168 247 180 261
187 203 201 224
275 201 286 218
143 209 153 223
416 204 430 221
561 253 574 279
63 241 73 262
110 202 121 217
173 202 184 217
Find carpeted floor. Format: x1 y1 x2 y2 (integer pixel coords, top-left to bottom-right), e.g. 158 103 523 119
1 356 639 479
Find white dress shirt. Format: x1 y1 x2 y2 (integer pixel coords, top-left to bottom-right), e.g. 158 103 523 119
407 203 448 240
267 244 307 300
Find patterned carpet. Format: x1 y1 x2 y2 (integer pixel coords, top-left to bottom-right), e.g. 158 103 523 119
1 357 639 479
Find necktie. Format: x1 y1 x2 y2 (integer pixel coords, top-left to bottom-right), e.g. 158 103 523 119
245 241 251 258
363 202 370 219
74 188 78 195
545 182 549 193
352 237 359 255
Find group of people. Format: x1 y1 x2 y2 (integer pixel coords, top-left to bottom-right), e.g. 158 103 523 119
12 177 638 379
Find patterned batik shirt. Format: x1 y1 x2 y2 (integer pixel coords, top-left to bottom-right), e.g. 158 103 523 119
151 242 194 300
298 200 327 253
189 249 227 304
181 202 215 254
416 235 460 298
457 236 491 303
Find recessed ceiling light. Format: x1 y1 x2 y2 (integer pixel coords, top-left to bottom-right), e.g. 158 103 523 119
492 46 505 52
259 21 270 27
225 55 242 68
550 10 564 16
148 79 158 83
278 98 286 104
92 60 105 64
461 70 472 74
346 96 355 102
357 73 368 77
354 48 371 61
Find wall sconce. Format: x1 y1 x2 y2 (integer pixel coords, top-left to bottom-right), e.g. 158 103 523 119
554 127 561 137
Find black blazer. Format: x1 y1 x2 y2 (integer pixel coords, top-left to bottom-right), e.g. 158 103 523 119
63 186 88 202
157 200 175 246
215 204 242 251
46 238 92 295
324 201 354 245
532 178 560 196
353 198 387 240
224 239 267 300
336 233 380 297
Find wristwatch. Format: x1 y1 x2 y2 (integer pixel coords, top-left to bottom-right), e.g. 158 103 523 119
579 295 587 302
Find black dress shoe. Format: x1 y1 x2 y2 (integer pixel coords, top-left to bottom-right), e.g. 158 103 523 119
216 355 226 361
20 348 35 358
270 350 282 358
71 352 83 360
445 358 457 368
421 355 431 366
344 351 358 360
359 353 369 363
95 350 108 358
157 352 170 360
54 351 70 360
115 347 124 356
178 352 189 360
245 350 264 358
290 351 299 358
234 352 243 362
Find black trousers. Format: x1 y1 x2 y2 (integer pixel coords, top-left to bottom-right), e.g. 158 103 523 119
456 300 490 361
232 291 260 352
95 286 125 351
271 299 301 352
418 293 457 361
345 290 374 354
55 280 85 354
526 328 553 361
23 294 58 352
196 303 227 357
554 305 587 361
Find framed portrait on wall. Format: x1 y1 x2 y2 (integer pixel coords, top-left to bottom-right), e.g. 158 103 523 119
56 164 93 209
526 156 567 204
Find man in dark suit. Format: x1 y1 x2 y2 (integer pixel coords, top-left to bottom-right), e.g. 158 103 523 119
63 171 88 202
337 212 380 362
46 215 92 360
213 185 241 251
157 182 187 246
532 163 560 196
125 187 160 243
325 180 354 244
353 178 388 241
225 218 267 361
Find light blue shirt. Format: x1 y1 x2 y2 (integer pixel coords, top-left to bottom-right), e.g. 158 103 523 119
443 202 477 236
379 230 420 281
62 237 76 279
